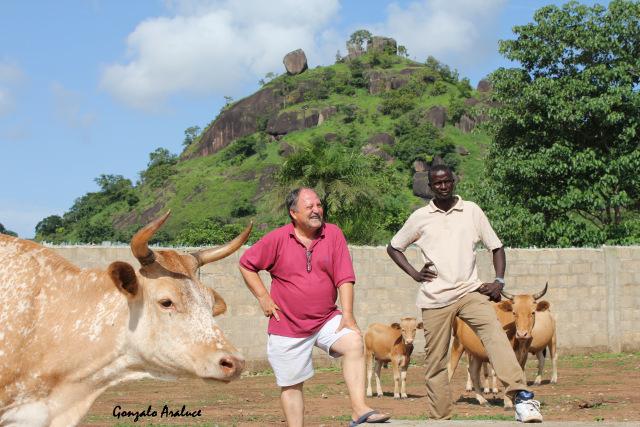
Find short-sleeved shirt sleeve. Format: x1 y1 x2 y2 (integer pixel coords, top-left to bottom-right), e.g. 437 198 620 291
239 230 278 272
389 209 424 252
331 227 356 287
473 207 502 251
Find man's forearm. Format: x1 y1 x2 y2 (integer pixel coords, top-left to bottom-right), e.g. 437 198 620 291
387 245 418 278
239 266 269 299
338 282 355 315
492 247 506 279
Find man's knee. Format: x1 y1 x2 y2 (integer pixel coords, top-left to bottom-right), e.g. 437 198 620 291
333 332 363 356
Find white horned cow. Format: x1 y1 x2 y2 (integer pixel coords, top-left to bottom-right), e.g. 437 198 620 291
365 318 422 399
0 212 251 427
448 284 557 408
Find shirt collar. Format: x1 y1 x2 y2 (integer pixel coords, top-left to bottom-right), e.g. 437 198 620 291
287 222 326 239
427 195 464 214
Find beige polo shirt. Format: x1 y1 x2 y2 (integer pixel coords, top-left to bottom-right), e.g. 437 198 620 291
390 196 502 309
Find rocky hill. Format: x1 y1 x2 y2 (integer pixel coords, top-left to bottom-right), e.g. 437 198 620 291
35 35 496 246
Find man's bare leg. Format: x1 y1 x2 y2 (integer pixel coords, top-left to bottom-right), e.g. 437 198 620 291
281 382 304 427
331 333 379 421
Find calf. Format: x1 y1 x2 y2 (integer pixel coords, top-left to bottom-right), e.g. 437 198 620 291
0 212 251 427
448 283 554 408
365 318 422 399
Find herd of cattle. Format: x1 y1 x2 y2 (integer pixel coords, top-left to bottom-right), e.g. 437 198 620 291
0 213 557 426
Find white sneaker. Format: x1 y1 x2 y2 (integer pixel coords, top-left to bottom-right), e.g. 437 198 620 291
515 398 543 423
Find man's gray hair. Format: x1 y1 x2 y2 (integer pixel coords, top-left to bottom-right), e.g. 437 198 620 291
285 187 315 220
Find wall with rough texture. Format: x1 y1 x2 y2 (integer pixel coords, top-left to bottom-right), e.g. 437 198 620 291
48 244 640 366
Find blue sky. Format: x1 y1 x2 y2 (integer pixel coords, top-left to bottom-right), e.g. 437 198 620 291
0 0 607 238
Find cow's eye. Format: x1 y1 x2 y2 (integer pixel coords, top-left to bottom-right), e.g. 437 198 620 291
159 299 174 308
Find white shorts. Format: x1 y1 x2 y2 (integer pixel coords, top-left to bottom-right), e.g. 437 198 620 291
267 314 355 387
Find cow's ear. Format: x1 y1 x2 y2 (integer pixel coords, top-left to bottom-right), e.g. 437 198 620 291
496 300 512 312
390 323 401 330
416 322 424 329
108 261 139 297
536 300 550 312
208 288 227 316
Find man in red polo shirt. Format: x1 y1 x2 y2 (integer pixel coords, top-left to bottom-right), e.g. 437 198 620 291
239 187 390 427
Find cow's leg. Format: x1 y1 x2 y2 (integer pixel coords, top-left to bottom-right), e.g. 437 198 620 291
392 357 401 399
400 364 408 399
374 359 384 397
366 350 374 397
447 336 464 382
468 355 489 406
533 350 545 385
0 401 50 427
550 332 558 384
490 365 499 393
465 365 473 392
481 361 491 393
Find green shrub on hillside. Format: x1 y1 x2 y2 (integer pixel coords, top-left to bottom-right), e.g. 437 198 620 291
139 148 178 189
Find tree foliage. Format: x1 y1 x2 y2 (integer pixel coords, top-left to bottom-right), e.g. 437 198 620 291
277 136 414 244
487 0 640 246
347 29 373 51
139 148 178 189
0 223 17 237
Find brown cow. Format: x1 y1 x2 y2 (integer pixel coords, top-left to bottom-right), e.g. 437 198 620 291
501 286 558 386
448 284 554 408
0 212 251 427
365 318 422 399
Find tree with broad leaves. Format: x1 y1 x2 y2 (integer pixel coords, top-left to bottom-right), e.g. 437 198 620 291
485 0 640 247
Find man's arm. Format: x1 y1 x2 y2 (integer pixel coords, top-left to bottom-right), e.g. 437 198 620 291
386 245 437 282
478 246 506 302
336 282 359 334
239 266 280 321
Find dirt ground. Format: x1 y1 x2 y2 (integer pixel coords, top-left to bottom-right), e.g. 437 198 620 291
81 352 640 426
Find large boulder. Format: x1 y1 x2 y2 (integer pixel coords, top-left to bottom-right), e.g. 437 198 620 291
390 76 409 90
283 49 308 75
318 106 337 125
347 43 364 60
412 172 434 199
367 70 387 95
456 114 476 133
188 87 283 159
426 106 447 129
413 160 428 172
266 106 334 136
477 79 492 93
367 133 395 146
361 144 394 161
367 36 397 55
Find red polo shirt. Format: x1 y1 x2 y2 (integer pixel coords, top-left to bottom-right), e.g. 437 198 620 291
239 222 356 337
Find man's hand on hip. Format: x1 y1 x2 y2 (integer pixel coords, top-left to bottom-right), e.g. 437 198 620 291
336 313 361 335
478 281 503 302
411 262 438 283
257 294 281 321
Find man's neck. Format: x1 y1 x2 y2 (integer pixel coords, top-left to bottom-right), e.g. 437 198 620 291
433 196 457 212
293 224 321 242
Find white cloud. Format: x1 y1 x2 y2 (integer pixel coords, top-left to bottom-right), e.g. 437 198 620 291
0 60 25 116
101 0 341 111
378 0 508 68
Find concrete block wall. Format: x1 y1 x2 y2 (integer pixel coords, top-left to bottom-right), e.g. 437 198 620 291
48 244 640 365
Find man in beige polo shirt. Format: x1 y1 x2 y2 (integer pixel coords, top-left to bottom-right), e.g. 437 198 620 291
386 165 543 423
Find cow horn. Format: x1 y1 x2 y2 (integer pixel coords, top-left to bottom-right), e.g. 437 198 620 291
130 211 171 266
533 282 549 300
500 289 515 301
191 222 253 268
